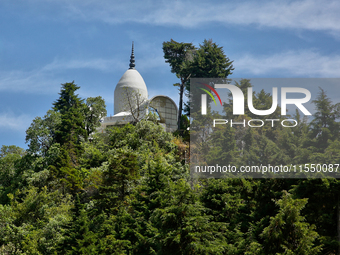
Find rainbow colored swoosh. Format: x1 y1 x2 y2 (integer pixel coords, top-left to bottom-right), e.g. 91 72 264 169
199 83 222 106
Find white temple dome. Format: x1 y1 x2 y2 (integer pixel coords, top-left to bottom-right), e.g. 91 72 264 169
98 42 178 133
114 43 148 114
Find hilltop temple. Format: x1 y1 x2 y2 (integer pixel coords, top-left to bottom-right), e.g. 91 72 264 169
98 43 178 132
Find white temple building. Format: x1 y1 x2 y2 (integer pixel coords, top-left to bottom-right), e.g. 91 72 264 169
98 43 178 132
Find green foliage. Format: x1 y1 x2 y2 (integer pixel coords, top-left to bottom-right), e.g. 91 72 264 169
259 191 322 255
58 195 98 254
184 39 234 115
189 39 234 79
163 39 233 130
84 96 107 136
0 145 25 188
0 145 26 204
291 178 340 253
151 179 231 255
98 148 139 212
206 124 238 167
3 77 340 255
163 39 195 78
80 133 108 169
53 81 87 167
163 39 194 131
25 110 61 157
308 88 340 152
0 186 73 254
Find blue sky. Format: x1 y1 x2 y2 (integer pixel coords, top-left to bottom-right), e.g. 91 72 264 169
1 0 340 149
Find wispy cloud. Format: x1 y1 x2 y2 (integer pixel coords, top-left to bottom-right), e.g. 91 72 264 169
0 45 168 94
235 49 340 77
0 112 32 132
42 58 124 72
24 0 340 33
1 48 339 95
0 69 60 94
0 57 125 94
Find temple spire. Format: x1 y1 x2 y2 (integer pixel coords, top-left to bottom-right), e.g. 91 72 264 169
129 42 135 69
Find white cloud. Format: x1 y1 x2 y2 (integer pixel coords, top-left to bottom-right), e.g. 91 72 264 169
0 112 32 132
0 57 125 94
1 49 339 95
0 41 169 94
29 0 340 33
42 58 123 72
0 69 60 94
235 49 340 77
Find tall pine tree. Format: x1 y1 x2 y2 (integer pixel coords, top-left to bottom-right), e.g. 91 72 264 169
53 81 87 168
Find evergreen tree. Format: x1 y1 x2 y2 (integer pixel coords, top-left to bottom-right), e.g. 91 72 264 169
163 39 233 129
129 154 175 254
189 39 234 79
200 178 254 252
163 39 195 131
308 88 340 152
152 179 231 255
206 124 238 168
58 194 97 254
292 178 340 254
185 39 234 115
97 148 139 213
53 81 87 168
259 191 322 255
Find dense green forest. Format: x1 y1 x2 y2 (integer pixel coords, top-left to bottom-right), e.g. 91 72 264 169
1 40 340 254
1 82 340 255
